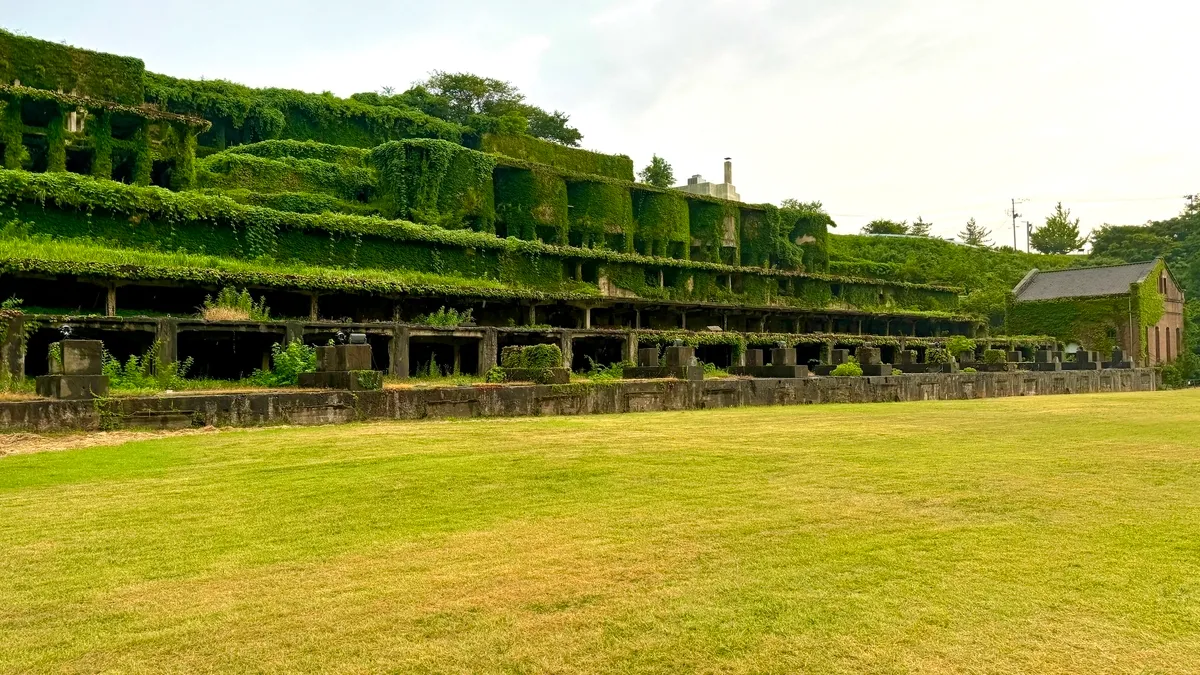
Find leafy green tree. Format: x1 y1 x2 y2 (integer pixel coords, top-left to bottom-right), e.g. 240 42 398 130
862 219 909 235
779 199 835 272
1030 202 1085 254
401 72 582 146
638 155 675 188
909 216 932 237
958 217 991 246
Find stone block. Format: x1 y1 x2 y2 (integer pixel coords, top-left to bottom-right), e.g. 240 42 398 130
664 345 696 367
49 340 103 376
35 374 109 400
860 363 894 377
497 368 571 385
623 365 704 381
744 349 765 367
316 344 373 372
770 348 797 366
637 347 660 367
728 364 810 379
1007 351 1023 363
298 370 384 391
856 346 881 365
1035 350 1059 364
830 349 850 365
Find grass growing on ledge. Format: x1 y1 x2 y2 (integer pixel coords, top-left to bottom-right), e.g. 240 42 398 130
2 391 1200 672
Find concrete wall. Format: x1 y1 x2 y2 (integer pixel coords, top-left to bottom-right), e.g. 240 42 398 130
0 369 1160 433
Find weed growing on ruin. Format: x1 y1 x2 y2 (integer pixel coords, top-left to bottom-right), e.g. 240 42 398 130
831 359 863 376
249 339 316 387
411 307 474 327
201 287 271 321
102 341 194 390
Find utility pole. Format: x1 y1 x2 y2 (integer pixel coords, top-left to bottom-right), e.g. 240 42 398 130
1007 198 1027 249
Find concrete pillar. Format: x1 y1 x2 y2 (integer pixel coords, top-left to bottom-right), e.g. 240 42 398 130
824 317 833 333
635 309 641 330
528 304 537 326
575 262 583 281
584 307 592 330
452 343 462 375
758 316 767 333
479 327 498 372
309 294 319 321
284 321 305 346
821 342 833 364
105 283 117 317
680 311 687 330
390 325 409 378
2 314 26 380
559 331 574 370
885 319 891 336
856 318 863 335
623 331 638 364
154 319 178 368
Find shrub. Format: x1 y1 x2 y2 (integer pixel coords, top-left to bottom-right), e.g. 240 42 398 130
1161 364 1185 389
831 360 863 377
250 339 316 386
586 357 631 381
102 341 193 390
962 367 978 373
945 335 977 357
500 343 562 369
412 306 474 327
892 368 903 376
202 287 270 321
484 365 506 383
926 348 953 364
983 349 1008 365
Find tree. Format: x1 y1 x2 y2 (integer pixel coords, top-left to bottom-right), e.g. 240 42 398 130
638 155 675 188
1030 202 1085 254
909 216 932 237
403 71 583 146
862 219 908 235
958 217 992 246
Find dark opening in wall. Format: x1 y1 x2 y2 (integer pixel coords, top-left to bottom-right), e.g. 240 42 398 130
0 276 107 315
777 277 790 294
150 159 175 189
581 262 600 284
494 219 508 239
536 225 561 245
119 284 210 316
498 331 559 351
663 268 684 289
258 290 314 321
179 329 281 380
715 275 730 291
796 342 823 364
409 336 481 376
110 114 140 141
318 293 394 323
668 242 687 260
696 344 733 368
537 304 578 329
570 336 625 372
20 134 47 173
830 284 842 299
644 269 661 288
880 345 896 363
20 100 56 127
605 233 626 252
720 248 738 266
111 149 135 184
65 146 93 175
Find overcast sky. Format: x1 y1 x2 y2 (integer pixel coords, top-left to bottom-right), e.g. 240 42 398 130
4 0 1198 246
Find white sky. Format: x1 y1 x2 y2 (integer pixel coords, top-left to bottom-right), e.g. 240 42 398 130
4 0 1198 246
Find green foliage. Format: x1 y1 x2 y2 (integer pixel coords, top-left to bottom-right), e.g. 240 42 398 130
493 167 568 243
481 134 633 181
0 29 145 104
909 217 932 237
202 287 270 321
411 306 474 327
219 190 379 217
945 335 977 356
862 220 908 235
225 140 369 167
500 343 563 369
102 341 193 390
962 367 977 373
831 360 863 377
1030 202 1085 254
586 357 632 381
632 191 689 258
959 218 991 246
778 199 835 272
197 152 376 203
145 73 465 151
568 181 634 250
370 139 496 230
689 200 739 263
926 348 953 364
983 349 1008 365
250 339 316 387
484 365 506 383
638 155 674 189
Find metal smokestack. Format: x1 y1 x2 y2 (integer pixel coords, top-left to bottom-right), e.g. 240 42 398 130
724 157 732 184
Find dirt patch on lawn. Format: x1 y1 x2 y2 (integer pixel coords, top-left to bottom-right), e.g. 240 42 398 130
0 427 231 458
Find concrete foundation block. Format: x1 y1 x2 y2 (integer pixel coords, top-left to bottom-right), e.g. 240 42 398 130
36 374 109 400
623 365 704 381
298 370 384 391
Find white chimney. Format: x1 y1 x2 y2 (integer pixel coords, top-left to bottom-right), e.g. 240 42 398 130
723 158 732 185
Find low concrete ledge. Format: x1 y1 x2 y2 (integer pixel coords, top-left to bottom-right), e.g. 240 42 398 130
0 369 1162 433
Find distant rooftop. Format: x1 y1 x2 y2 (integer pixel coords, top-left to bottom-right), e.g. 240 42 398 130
1013 260 1159 302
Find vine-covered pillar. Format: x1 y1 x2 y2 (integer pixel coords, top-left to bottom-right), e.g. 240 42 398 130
170 124 198 191
478 327 498 372
390 325 410 378
2 314 27 380
46 107 67 172
1 99 26 170
132 120 152 186
559 331 574 370
104 283 117 317
155 318 179 369
88 111 113 179
623 331 638 364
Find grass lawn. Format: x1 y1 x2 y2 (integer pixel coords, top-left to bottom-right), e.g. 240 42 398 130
2 391 1199 673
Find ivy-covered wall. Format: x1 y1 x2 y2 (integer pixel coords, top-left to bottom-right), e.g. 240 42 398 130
567 181 633 250
494 166 568 243
1005 261 1167 357
689 200 740 264
633 191 689 259
481 133 633 181
225 139 369 167
370 139 496 231
197 152 376 203
0 30 145 105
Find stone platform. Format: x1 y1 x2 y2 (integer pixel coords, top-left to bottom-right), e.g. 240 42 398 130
0 369 1162 433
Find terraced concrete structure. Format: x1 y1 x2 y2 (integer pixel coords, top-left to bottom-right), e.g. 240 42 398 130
0 30 997 381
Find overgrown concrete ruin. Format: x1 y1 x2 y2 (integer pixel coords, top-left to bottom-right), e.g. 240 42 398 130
0 29 1125 416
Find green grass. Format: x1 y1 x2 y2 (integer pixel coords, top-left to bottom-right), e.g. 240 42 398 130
2 391 1200 672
